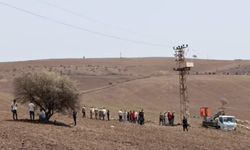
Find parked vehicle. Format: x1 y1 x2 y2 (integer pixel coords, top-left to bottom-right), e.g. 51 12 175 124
200 107 237 131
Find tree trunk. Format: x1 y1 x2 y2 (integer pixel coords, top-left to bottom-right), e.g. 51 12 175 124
45 110 54 121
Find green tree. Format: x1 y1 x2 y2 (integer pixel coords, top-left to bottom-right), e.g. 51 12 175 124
14 71 79 121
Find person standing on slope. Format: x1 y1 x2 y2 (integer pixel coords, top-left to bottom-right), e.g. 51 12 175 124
73 110 77 126
82 106 86 118
11 99 18 120
28 101 35 120
159 112 164 126
138 109 145 125
171 112 175 126
182 116 189 132
118 109 123 122
107 109 110 121
39 108 46 122
127 111 131 122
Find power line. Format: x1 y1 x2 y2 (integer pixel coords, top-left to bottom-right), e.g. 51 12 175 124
0 1 169 47
35 0 143 35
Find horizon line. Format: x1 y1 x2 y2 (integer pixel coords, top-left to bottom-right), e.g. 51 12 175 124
0 56 247 63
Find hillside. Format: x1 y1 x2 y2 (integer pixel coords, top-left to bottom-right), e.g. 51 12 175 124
0 57 250 149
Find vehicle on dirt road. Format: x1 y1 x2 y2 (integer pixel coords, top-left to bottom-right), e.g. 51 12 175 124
200 107 237 131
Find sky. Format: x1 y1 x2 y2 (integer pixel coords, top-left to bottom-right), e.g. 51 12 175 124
0 0 250 62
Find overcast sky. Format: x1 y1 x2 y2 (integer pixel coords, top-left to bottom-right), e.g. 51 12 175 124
0 0 250 62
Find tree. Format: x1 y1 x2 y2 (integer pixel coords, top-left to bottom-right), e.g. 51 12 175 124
14 71 80 121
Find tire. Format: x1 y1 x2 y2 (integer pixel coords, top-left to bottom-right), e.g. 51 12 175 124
202 122 208 128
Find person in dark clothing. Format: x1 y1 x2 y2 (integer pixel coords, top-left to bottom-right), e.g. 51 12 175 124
171 112 175 126
182 117 189 132
167 111 172 125
94 109 98 119
138 109 144 125
73 110 77 126
107 110 110 121
127 111 130 122
159 112 164 125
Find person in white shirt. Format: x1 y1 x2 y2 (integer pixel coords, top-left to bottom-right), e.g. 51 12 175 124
82 106 86 118
118 110 123 122
123 111 127 122
28 102 35 120
11 99 18 120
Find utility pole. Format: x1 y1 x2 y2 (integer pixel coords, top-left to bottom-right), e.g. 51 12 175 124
173 44 194 122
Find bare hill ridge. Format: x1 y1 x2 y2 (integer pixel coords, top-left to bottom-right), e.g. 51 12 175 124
1 58 250 120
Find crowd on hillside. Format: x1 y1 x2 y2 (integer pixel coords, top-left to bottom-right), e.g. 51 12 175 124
159 111 175 126
118 109 145 125
82 107 145 125
10 100 145 126
10 100 188 131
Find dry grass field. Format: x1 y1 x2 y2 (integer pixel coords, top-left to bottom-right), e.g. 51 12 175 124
0 57 250 149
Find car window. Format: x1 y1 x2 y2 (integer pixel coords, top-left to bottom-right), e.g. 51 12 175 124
223 117 236 123
219 117 223 123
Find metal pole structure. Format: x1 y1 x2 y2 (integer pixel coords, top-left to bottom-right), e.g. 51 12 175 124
173 44 193 123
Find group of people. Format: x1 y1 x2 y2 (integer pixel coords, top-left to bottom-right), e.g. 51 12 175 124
159 111 175 126
75 106 145 126
10 99 47 122
118 109 145 125
81 106 110 121
72 106 111 126
10 100 188 131
159 111 190 132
